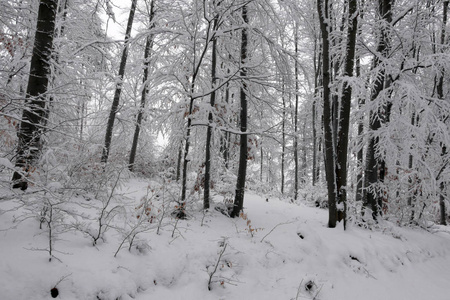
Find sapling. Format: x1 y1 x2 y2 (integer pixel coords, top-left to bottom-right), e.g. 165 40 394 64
114 186 159 257
73 168 125 246
207 242 228 290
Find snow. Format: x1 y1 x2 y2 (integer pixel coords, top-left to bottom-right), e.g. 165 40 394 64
1 178 450 300
0 157 13 169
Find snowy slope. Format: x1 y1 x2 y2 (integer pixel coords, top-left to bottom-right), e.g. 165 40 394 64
1 178 450 300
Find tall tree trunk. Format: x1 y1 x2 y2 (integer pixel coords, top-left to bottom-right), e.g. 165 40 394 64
12 0 58 190
294 24 299 201
318 0 338 227
312 38 320 187
281 79 286 193
301 120 307 184
355 58 364 202
230 4 248 218
129 0 155 171
336 0 358 228
222 59 232 169
180 17 216 213
204 5 219 210
363 0 392 220
437 0 448 225
260 146 263 182
101 0 137 164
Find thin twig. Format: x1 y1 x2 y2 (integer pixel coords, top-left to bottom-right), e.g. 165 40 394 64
260 219 298 243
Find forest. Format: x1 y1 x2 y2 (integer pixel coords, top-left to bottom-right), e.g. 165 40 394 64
1 0 450 299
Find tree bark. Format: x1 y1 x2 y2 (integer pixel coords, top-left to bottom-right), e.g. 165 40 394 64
129 0 155 171
12 0 58 190
336 0 358 228
230 4 248 218
294 24 299 201
318 0 338 227
355 58 364 202
363 0 393 220
204 4 219 210
281 79 286 193
101 0 137 164
437 0 448 225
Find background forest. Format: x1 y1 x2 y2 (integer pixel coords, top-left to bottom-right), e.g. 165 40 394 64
1 0 450 299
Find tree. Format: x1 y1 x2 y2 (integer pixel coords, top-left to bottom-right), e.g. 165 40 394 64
293 23 300 201
12 0 58 190
129 0 156 171
363 0 393 220
437 0 448 225
318 0 358 228
230 3 249 218
101 0 138 164
204 1 220 210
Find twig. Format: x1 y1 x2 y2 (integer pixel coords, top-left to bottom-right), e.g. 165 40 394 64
208 243 228 291
260 219 297 243
295 279 304 300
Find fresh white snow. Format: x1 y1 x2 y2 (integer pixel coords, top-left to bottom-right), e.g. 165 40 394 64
1 178 450 300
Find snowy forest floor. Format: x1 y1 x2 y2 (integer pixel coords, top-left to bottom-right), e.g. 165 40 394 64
1 177 450 300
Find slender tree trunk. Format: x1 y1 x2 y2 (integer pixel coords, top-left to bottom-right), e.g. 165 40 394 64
12 0 58 190
336 0 358 228
176 141 182 181
408 112 416 222
180 16 215 214
438 0 448 225
281 80 286 193
363 0 392 220
312 38 319 187
204 5 219 210
318 0 338 227
294 24 299 201
355 58 364 202
101 0 137 164
129 0 155 171
230 4 248 218
222 60 231 169
260 146 263 182
301 121 307 184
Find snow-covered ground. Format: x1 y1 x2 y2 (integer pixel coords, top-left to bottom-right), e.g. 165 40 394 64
1 178 450 300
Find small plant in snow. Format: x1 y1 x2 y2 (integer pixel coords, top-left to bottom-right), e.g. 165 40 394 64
239 212 263 238
72 167 126 246
207 240 228 290
114 188 157 257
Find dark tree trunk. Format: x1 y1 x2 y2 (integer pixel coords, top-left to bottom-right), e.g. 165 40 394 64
12 0 58 190
336 0 358 228
101 0 137 164
260 146 263 182
180 9 216 211
204 5 219 210
176 141 183 181
230 4 248 218
438 0 448 225
129 0 155 172
355 58 364 202
281 80 286 193
294 25 299 201
312 38 320 186
318 0 338 227
363 0 392 220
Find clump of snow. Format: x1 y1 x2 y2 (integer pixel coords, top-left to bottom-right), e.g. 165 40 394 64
1 178 450 300
0 157 13 169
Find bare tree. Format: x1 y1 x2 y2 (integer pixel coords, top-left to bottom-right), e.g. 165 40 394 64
101 0 137 164
230 3 249 218
12 0 58 190
129 0 156 171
